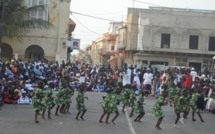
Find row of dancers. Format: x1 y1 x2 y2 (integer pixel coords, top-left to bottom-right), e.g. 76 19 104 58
32 79 205 131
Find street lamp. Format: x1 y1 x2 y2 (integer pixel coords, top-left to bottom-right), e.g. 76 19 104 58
0 0 9 59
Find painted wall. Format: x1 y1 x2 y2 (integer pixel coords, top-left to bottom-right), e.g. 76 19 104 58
2 0 71 63
127 8 215 54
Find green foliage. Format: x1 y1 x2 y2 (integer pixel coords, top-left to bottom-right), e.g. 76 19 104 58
0 0 54 41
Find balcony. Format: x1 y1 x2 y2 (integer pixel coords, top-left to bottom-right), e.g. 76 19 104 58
105 34 116 41
102 49 115 56
117 43 126 50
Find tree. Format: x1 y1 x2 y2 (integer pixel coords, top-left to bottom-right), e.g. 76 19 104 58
0 0 54 41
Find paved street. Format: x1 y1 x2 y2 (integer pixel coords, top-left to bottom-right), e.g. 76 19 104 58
0 92 214 134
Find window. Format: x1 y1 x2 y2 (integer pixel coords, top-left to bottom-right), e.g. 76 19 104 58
208 36 215 51
175 58 187 66
161 34 170 48
189 35 199 49
203 60 213 71
111 46 114 51
28 0 48 21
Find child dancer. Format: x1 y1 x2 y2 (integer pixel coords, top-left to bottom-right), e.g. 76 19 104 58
173 91 188 128
190 89 204 122
134 90 145 122
105 83 120 125
76 83 88 120
55 82 67 116
99 90 111 123
63 83 74 114
152 90 168 130
129 85 136 117
45 82 55 119
33 81 46 123
121 84 130 113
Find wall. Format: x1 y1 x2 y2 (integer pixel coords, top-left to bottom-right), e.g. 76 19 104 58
2 0 70 63
127 8 215 54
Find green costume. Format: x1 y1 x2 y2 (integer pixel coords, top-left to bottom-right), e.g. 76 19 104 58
55 88 66 106
174 95 186 113
45 87 54 107
108 93 118 113
134 94 145 114
152 96 165 118
129 90 136 108
65 87 74 104
33 88 46 112
76 91 87 112
102 94 111 113
184 94 191 112
190 93 200 112
121 88 130 106
168 86 176 102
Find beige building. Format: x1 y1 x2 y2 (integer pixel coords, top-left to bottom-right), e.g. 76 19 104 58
2 0 75 63
125 7 215 71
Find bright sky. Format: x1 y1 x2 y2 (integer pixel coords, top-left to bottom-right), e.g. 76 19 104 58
70 0 215 54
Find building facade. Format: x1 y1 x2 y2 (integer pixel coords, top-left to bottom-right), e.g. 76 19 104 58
126 7 215 71
2 0 75 63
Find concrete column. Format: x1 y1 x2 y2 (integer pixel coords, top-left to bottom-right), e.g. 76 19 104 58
14 53 18 60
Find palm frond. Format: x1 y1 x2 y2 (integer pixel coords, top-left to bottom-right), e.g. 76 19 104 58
1 0 55 41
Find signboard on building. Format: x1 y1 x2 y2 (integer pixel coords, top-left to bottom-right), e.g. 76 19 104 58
70 38 80 50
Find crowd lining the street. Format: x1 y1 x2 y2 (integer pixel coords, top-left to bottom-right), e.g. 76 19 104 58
0 58 215 130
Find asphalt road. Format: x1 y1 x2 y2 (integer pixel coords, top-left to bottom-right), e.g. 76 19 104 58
0 92 214 134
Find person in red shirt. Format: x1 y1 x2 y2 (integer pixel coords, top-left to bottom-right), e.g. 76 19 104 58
184 70 192 89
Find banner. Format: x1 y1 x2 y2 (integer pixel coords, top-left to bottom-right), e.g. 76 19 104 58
71 38 80 50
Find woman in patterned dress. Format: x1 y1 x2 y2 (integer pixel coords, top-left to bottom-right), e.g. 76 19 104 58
152 90 168 130
76 83 88 120
134 90 145 122
173 91 188 128
33 81 46 123
45 82 55 119
190 89 204 122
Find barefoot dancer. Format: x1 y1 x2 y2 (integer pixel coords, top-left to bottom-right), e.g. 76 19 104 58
121 84 131 113
76 84 88 120
173 91 188 128
134 90 145 122
55 82 67 116
108 89 119 125
190 89 204 122
99 90 111 123
168 83 176 107
45 82 55 119
33 81 46 123
129 85 136 117
64 83 74 114
152 91 168 130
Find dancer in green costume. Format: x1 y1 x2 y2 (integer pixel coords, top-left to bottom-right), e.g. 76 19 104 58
152 91 168 130
33 81 46 123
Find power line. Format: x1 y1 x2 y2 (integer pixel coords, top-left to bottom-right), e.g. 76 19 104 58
70 11 120 22
90 10 126 15
132 0 167 7
71 14 102 35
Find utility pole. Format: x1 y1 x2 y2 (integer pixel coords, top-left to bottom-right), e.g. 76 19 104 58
0 0 8 59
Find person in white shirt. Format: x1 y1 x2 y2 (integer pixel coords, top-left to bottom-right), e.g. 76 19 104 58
143 68 153 96
133 69 140 86
190 68 197 82
121 63 131 86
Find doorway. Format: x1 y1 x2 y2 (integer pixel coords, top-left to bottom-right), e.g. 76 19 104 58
189 62 201 72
